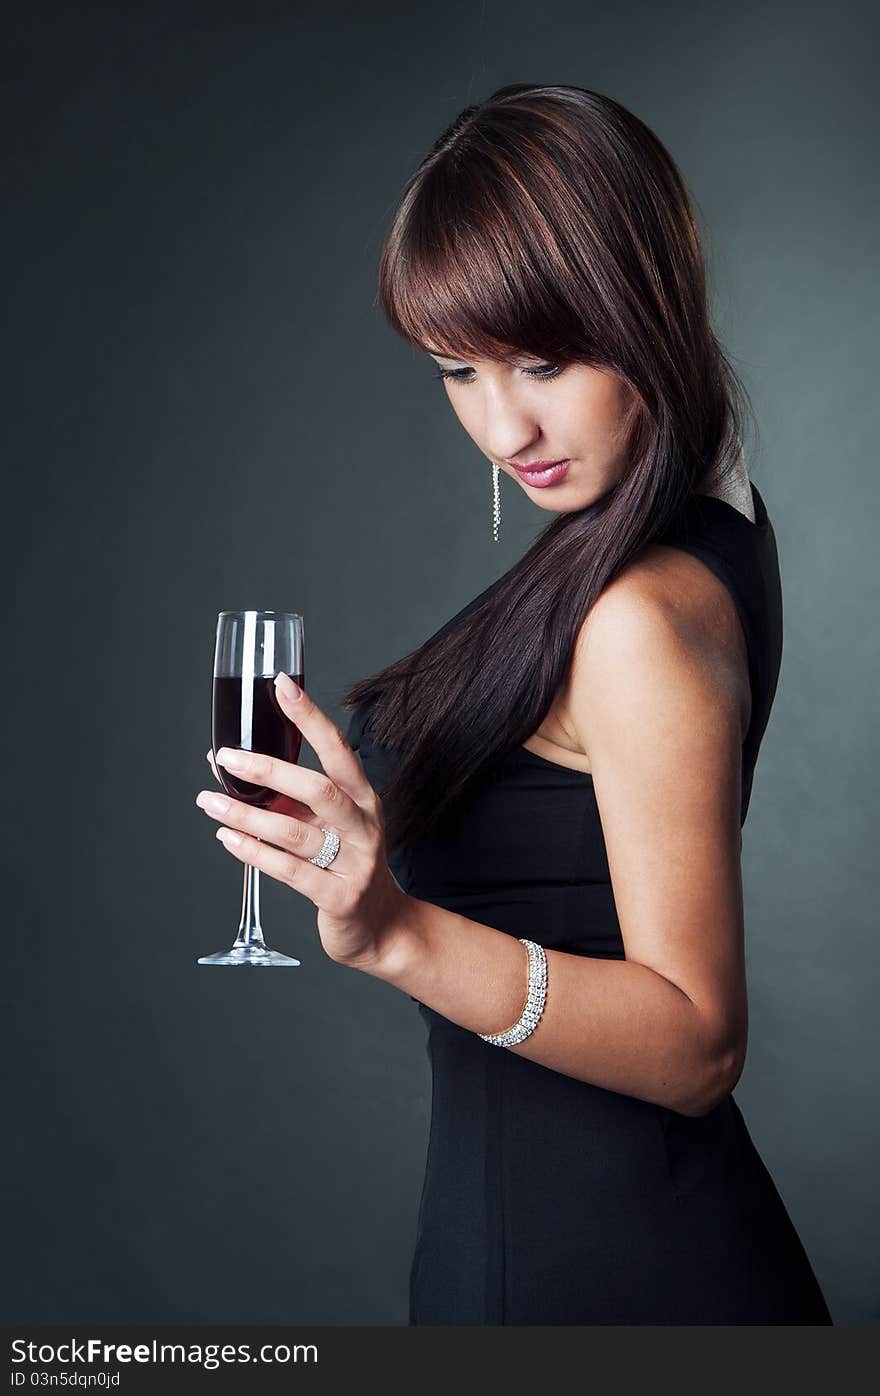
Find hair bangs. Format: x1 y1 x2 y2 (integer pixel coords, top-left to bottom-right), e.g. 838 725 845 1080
378 159 604 367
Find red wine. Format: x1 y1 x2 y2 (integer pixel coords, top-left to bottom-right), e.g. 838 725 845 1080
212 673 304 809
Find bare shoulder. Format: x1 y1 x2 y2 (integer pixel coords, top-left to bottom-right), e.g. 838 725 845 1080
570 544 752 761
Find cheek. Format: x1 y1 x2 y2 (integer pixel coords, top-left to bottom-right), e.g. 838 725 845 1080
556 389 594 442
563 382 624 447
449 399 483 442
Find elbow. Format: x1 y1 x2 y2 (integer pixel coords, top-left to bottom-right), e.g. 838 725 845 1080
674 1035 747 1119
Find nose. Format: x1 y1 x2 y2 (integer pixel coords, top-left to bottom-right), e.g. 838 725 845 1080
478 384 543 467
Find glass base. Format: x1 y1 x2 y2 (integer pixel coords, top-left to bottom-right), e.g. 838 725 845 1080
197 945 301 966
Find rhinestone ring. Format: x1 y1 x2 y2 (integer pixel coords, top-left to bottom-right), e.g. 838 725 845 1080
308 828 341 869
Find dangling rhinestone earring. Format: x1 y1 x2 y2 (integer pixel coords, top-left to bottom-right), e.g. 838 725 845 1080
491 461 501 542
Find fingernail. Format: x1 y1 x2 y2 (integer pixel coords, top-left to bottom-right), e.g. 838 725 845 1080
196 791 230 814
216 747 251 771
275 672 302 701
216 827 243 846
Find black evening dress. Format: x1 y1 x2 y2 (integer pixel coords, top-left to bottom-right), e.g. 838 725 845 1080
346 481 832 1325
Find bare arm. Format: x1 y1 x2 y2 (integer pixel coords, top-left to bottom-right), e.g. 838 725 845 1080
356 563 750 1118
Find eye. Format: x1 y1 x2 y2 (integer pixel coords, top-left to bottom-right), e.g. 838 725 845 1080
432 363 564 385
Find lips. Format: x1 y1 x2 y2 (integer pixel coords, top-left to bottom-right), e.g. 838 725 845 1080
509 458 567 470
510 459 570 487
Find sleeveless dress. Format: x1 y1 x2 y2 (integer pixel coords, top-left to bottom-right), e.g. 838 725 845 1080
346 481 833 1325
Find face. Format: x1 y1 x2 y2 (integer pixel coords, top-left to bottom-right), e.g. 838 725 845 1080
427 349 639 511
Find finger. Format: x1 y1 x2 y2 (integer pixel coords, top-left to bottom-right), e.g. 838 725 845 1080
208 747 317 826
214 743 368 844
194 789 352 871
213 824 349 914
271 674 378 811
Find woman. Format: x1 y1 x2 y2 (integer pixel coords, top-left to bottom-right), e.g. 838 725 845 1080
198 84 832 1324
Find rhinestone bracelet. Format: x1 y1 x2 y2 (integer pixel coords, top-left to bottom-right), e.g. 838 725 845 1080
478 938 548 1047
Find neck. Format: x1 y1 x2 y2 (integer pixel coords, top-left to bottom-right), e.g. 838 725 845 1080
699 441 755 523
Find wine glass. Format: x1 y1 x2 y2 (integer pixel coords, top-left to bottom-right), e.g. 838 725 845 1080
198 610 305 966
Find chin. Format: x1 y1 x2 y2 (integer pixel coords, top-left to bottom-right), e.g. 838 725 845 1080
531 498 574 513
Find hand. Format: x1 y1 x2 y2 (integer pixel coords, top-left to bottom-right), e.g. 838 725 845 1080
196 674 409 971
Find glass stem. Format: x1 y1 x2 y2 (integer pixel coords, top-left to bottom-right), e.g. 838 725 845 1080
231 838 266 950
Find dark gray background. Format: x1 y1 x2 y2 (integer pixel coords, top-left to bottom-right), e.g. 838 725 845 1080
3 0 877 1325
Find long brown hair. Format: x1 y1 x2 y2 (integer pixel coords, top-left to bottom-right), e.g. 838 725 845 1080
342 82 755 854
